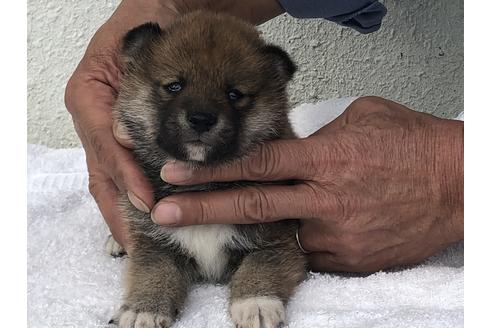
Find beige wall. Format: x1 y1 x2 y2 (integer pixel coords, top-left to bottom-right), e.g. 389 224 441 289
28 0 463 148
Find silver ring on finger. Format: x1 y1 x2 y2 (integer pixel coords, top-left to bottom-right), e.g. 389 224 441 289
295 226 311 254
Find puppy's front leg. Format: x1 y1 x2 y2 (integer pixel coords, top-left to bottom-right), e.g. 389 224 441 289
230 244 306 328
112 249 189 328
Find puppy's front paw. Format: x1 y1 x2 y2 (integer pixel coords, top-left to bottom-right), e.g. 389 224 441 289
105 235 126 257
230 296 285 328
110 306 173 328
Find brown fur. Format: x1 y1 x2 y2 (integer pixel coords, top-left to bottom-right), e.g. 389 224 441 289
109 11 306 328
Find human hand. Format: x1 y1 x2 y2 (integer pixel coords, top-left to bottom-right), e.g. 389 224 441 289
154 96 464 272
64 0 178 247
64 0 285 248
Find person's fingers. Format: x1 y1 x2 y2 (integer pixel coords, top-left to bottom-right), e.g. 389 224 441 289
75 96 153 213
87 165 129 248
160 138 317 185
113 120 134 149
82 121 153 212
150 182 341 226
69 85 153 212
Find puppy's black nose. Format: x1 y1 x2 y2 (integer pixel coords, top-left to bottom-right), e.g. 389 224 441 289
187 112 218 133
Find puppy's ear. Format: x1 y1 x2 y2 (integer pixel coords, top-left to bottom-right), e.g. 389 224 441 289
122 22 163 60
262 45 297 82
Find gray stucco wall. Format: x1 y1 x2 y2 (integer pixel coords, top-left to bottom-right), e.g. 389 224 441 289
27 0 463 148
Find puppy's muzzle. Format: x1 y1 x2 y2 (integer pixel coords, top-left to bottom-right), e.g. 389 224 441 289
187 111 218 133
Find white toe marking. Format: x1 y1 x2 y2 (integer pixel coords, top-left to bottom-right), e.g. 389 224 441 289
134 312 172 328
105 235 125 257
118 310 171 328
230 296 285 328
118 310 137 328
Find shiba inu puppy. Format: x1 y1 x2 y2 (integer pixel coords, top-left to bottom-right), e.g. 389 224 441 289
109 11 306 328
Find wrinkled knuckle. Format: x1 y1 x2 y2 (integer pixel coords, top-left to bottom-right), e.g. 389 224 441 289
336 192 351 218
109 162 127 190
183 195 220 225
64 76 78 115
195 200 208 225
300 182 325 217
234 187 271 223
209 165 227 182
244 143 281 179
347 96 388 117
300 139 324 178
351 96 385 109
321 188 349 221
86 125 108 163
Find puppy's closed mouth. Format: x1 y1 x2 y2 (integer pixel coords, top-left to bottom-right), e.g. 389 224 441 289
185 139 210 146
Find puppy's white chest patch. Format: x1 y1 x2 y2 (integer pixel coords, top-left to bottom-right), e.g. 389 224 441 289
166 224 245 280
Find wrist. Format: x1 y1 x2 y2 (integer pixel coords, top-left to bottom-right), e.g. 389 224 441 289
435 119 464 244
167 0 285 24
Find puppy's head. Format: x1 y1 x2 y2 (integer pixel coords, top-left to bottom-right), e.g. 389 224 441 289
117 11 296 166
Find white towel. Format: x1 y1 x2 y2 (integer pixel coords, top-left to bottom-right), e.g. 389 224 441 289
27 98 463 328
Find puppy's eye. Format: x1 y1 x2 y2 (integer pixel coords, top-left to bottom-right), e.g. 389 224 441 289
227 89 243 101
166 82 182 93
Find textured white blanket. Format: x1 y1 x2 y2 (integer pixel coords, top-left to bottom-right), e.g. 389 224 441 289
27 99 463 328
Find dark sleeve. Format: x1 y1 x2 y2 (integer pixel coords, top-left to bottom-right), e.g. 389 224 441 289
277 0 387 34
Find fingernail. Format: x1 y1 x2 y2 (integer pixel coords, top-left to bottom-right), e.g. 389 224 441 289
113 122 130 140
127 191 150 213
161 162 193 183
151 202 181 225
